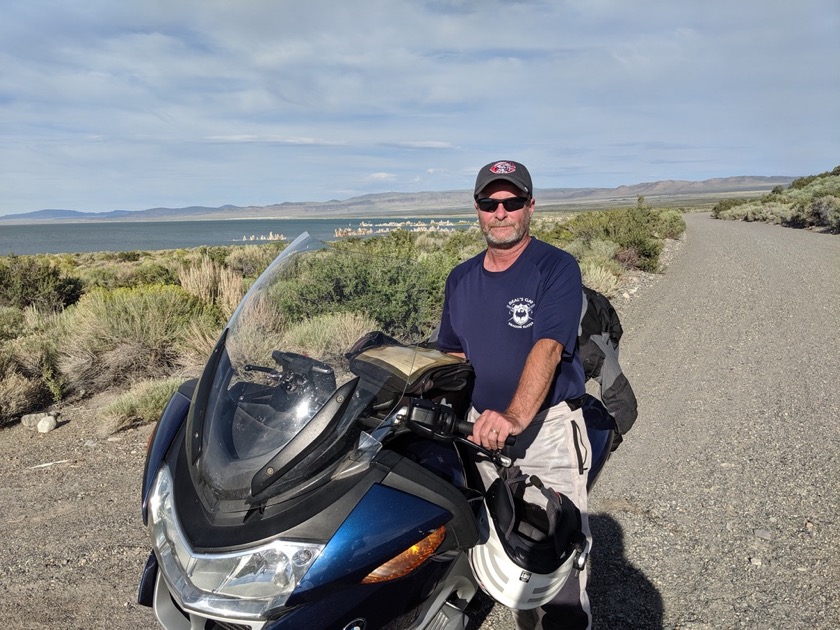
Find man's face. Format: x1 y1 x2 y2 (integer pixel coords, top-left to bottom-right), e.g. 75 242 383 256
475 181 534 249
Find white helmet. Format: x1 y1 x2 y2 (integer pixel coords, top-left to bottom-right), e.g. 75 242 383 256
468 467 586 610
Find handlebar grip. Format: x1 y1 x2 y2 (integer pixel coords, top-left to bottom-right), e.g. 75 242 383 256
454 419 474 437
454 420 516 446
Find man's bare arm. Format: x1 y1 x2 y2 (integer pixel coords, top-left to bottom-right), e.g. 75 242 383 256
505 337 563 428
471 338 562 448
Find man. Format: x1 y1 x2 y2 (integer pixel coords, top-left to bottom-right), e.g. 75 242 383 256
436 160 591 630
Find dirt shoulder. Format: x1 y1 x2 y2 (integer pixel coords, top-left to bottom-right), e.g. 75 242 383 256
0 401 157 628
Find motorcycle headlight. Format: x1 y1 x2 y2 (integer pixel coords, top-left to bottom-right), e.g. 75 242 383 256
147 465 324 620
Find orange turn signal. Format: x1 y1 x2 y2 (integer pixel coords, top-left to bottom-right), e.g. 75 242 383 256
361 526 446 584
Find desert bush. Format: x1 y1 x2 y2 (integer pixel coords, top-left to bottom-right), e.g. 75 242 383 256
225 245 276 278
712 198 750 219
129 262 178 286
58 285 220 394
272 248 444 341
218 266 248 319
438 227 486 262
563 208 669 272
559 238 588 261
179 256 219 304
657 209 686 239
0 307 24 341
0 255 83 311
100 377 184 433
712 166 840 232
282 311 379 358
0 318 64 424
179 255 248 319
414 232 450 253
807 195 840 232
176 320 225 377
2 304 66 404
7 332 63 401
0 370 50 426
580 261 620 297
584 238 620 264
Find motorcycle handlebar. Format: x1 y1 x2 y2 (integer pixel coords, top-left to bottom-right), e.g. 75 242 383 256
403 399 516 447
453 419 516 446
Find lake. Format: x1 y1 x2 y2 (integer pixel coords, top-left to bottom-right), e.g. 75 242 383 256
0 217 476 255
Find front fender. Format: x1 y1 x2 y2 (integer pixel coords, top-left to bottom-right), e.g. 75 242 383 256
141 379 196 525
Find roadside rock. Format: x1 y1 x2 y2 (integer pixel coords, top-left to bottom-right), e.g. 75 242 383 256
21 411 59 433
37 415 58 433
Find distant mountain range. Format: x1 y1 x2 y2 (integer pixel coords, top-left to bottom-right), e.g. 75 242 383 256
0 176 794 223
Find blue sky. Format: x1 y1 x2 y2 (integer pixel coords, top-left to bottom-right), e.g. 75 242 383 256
2 0 838 215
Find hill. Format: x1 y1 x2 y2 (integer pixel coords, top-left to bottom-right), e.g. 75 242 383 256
0 176 794 223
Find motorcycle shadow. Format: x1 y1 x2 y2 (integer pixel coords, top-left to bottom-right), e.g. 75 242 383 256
466 513 663 629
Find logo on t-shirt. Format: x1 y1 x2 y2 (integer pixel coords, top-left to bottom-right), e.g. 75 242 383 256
507 298 535 328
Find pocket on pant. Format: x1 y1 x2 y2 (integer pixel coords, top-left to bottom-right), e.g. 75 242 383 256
570 419 589 475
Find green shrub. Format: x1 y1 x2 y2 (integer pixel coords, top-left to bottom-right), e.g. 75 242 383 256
563 208 668 272
712 166 840 232
711 198 749 218
807 195 840 232
272 242 449 341
0 255 83 311
129 262 178 286
225 245 276 278
58 284 221 394
0 306 24 341
657 209 686 239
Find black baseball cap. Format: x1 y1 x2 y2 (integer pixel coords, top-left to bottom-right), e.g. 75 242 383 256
474 160 532 199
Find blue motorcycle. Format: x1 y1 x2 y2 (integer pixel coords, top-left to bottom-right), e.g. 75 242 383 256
137 233 615 629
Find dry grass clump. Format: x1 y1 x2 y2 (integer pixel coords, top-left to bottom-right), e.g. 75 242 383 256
100 377 184 434
580 261 621 297
179 255 247 319
0 323 63 425
282 311 380 359
0 371 48 425
176 321 224 376
224 292 289 367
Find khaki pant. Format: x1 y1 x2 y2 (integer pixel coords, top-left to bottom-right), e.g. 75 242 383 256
470 402 592 630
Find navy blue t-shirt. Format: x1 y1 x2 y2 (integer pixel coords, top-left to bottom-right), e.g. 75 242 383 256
437 238 585 413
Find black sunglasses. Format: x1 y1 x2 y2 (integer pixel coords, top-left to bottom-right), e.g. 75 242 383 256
476 196 530 213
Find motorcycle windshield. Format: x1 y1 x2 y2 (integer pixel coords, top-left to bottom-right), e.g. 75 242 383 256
185 232 448 508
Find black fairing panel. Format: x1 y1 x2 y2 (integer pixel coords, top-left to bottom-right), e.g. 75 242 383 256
168 428 477 552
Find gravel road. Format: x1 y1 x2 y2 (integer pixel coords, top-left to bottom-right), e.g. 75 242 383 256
1 213 837 629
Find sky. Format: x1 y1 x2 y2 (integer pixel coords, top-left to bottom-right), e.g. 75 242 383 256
1 0 838 216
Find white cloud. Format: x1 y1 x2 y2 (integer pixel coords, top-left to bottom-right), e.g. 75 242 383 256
366 172 398 182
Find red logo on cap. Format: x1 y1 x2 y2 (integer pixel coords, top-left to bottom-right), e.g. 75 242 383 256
489 161 516 174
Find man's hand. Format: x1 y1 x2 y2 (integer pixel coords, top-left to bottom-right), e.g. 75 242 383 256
469 409 524 450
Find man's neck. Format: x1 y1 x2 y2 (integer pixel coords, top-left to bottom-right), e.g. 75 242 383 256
483 234 532 272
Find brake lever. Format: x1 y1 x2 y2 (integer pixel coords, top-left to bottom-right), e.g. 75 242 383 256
452 436 513 468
